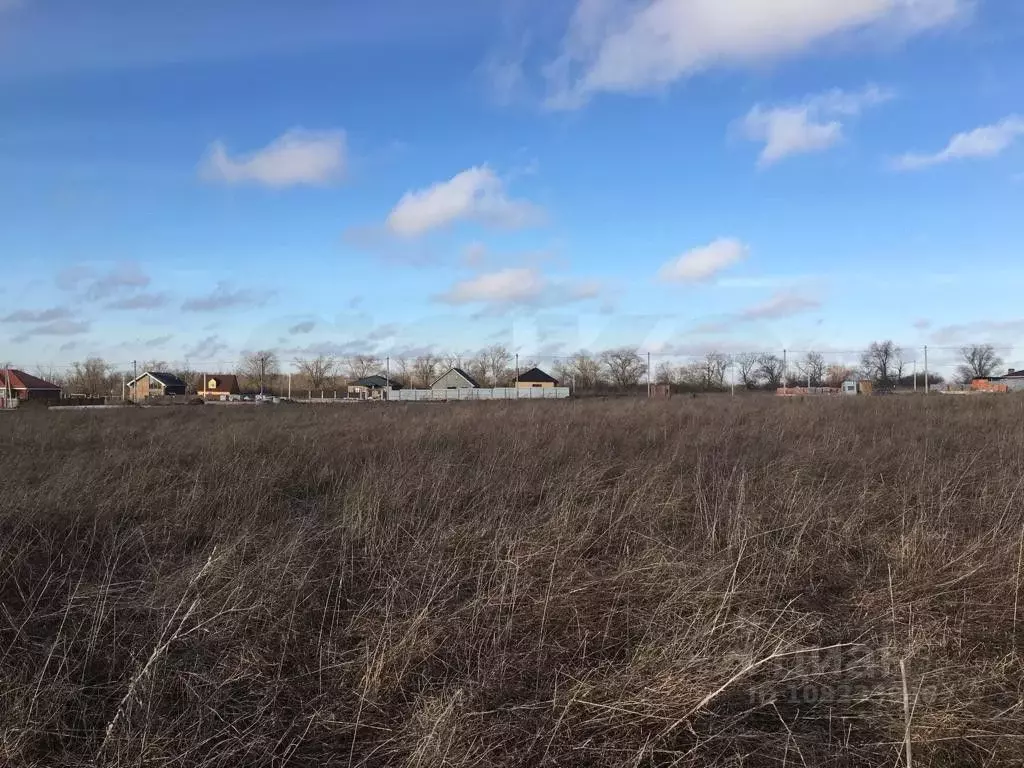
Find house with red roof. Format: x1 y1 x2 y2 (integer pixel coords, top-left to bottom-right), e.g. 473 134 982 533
0 369 62 402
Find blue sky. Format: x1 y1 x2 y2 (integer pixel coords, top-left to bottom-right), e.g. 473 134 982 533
2 0 1023 375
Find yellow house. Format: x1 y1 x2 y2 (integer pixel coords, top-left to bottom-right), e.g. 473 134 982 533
516 367 558 388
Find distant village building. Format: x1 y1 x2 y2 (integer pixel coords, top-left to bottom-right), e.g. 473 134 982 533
971 368 1024 393
126 371 188 400
842 380 874 396
431 367 480 390
515 367 558 389
348 375 403 400
0 369 61 402
197 374 240 400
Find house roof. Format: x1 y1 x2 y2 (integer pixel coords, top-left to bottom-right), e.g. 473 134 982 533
128 371 187 388
0 369 60 391
197 374 240 392
432 367 480 388
355 375 402 389
975 369 1024 381
517 366 558 384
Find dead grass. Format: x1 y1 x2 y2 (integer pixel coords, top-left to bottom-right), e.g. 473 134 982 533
1 396 1023 766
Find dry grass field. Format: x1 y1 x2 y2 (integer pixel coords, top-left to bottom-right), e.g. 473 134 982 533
1 397 1023 767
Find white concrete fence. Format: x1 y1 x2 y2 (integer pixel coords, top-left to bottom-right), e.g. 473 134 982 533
390 387 570 402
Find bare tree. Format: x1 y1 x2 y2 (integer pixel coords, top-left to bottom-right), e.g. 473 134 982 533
391 357 411 387
675 362 704 391
35 365 66 387
956 344 1004 384
346 355 381 380
601 348 646 389
174 362 197 392
655 361 677 385
67 358 115 397
824 364 855 389
555 353 603 390
735 353 761 390
701 352 729 391
141 359 170 372
239 350 280 393
756 354 785 390
412 354 439 388
860 341 902 385
893 352 906 384
466 352 490 386
518 359 539 377
797 352 827 387
484 345 512 386
296 354 337 390
441 353 463 371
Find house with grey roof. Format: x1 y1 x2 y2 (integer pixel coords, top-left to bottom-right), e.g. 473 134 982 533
431 367 480 390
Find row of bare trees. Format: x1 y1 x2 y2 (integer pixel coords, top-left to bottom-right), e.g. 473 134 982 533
241 346 527 391
255 342 1005 392
860 341 1006 387
27 343 1008 398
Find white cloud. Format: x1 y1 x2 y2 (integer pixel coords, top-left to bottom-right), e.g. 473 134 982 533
181 282 273 312
741 85 893 165
929 319 1024 346
84 263 151 300
105 292 170 310
436 267 600 308
289 321 316 335
438 268 547 305
3 306 73 323
895 116 1024 170
200 129 346 187
690 290 822 335
743 107 842 165
12 319 90 343
481 49 529 106
740 292 821 320
547 0 964 107
184 335 230 360
386 166 543 238
659 238 749 283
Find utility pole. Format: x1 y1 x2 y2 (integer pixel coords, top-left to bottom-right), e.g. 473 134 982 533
647 352 652 398
132 360 137 403
782 349 788 390
385 356 390 400
924 346 930 395
515 353 519 387
260 356 266 396
287 372 292 400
